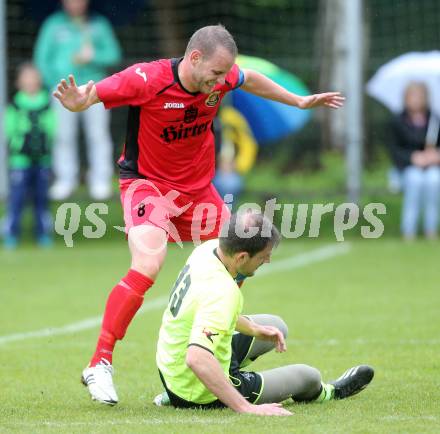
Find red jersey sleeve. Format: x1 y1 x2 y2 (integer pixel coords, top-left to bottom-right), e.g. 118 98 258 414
224 64 245 91
95 63 154 109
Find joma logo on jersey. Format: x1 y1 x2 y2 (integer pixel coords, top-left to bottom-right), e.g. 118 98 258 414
164 102 185 109
135 67 147 82
160 121 210 143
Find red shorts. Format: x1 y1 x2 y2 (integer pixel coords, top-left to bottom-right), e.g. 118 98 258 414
119 178 231 244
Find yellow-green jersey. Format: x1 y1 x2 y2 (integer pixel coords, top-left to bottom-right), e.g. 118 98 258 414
156 239 243 404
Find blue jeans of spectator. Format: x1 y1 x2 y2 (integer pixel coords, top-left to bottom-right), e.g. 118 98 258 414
5 167 52 239
401 165 440 237
213 170 243 200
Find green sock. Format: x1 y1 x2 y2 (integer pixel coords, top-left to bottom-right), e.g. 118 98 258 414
314 382 335 402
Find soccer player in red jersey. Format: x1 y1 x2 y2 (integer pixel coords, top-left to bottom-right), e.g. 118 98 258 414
53 25 344 405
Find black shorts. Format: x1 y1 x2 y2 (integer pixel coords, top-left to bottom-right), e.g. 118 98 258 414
229 332 263 404
159 332 263 409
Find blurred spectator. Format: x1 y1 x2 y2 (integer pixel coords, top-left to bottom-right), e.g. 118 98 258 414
387 166 403 194
212 115 243 200
34 0 121 200
213 154 244 200
388 82 440 240
2 63 56 249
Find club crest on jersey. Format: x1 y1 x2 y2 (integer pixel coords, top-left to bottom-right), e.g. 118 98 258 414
205 91 221 107
184 106 198 123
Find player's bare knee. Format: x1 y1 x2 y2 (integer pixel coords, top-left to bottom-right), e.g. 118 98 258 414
131 256 164 280
128 228 167 279
131 247 166 279
128 225 168 257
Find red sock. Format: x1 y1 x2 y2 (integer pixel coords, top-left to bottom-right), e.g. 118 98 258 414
90 269 154 366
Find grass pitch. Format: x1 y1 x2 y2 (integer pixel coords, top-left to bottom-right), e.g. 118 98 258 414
0 238 439 433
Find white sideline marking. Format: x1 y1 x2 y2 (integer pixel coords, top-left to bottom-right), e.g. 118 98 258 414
0 296 169 346
256 243 351 277
0 243 350 346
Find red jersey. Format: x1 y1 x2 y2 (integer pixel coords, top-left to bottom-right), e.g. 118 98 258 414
95 58 244 192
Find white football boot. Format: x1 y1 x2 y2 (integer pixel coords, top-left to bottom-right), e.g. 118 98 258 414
81 358 118 405
153 391 171 406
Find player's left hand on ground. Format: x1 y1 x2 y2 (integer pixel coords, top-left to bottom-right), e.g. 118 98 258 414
298 92 345 109
256 325 287 352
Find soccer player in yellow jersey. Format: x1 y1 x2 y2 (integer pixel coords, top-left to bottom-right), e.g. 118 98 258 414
156 211 374 416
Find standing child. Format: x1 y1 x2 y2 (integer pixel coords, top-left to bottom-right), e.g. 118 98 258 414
2 63 56 248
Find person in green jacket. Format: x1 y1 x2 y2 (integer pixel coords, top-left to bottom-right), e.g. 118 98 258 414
2 63 56 249
34 0 121 200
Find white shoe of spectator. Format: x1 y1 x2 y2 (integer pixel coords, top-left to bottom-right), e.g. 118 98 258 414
89 183 113 201
49 182 76 201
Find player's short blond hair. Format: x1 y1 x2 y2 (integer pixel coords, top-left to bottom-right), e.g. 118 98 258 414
185 25 238 59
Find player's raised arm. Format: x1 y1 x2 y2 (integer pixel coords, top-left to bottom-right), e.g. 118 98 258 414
53 74 101 112
240 68 345 110
185 345 292 416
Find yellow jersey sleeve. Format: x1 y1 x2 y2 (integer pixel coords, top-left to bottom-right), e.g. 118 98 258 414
188 276 242 355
